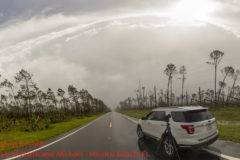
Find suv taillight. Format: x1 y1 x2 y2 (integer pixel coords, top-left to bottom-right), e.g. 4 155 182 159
181 125 195 134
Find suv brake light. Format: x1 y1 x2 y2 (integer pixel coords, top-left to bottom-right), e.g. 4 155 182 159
181 125 195 134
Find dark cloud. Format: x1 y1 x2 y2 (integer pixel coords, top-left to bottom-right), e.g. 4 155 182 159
0 0 176 25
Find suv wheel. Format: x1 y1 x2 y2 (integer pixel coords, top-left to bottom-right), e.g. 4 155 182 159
137 126 145 138
163 136 177 157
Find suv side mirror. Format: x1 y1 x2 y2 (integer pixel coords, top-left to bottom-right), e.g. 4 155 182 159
141 117 146 120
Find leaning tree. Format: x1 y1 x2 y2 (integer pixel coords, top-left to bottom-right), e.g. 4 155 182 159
15 69 34 116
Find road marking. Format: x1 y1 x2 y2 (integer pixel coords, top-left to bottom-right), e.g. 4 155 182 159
3 113 109 160
109 122 112 128
119 113 138 124
118 112 240 160
203 148 240 160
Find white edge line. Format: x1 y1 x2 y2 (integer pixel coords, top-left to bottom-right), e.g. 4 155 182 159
118 112 240 160
4 113 109 160
202 148 240 160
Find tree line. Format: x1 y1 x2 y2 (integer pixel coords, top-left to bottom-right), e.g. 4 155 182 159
0 69 109 132
117 50 240 110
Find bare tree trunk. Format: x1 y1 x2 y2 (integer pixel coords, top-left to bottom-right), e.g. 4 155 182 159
186 91 188 105
199 87 202 105
138 80 142 108
167 77 170 106
154 85 157 108
227 78 237 105
218 74 228 103
214 64 217 107
25 79 32 117
222 91 225 107
10 87 18 106
170 79 173 106
142 87 145 108
181 73 185 105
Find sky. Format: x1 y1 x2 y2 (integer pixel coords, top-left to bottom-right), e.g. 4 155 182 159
0 0 240 108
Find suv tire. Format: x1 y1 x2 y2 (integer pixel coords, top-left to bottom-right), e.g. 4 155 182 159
137 126 145 138
162 136 177 158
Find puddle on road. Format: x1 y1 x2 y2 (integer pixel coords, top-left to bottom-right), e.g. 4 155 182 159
137 138 222 160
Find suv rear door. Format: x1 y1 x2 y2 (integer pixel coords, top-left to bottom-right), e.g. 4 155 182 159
171 109 217 142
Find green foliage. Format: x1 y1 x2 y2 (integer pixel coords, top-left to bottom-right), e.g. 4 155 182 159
43 118 51 129
48 113 70 123
209 107 240 122
0 69 109 122
20 114 73 132
21 116 50 132
0 119 14 132
217 124 240 143
118 109 151 119
0 113 104 153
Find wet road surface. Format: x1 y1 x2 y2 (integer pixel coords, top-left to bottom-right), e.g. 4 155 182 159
3 112 237 160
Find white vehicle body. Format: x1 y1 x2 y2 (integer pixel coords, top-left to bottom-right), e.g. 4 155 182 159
137 106 218 148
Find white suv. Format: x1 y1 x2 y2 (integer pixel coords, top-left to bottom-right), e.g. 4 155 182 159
137 106 218 157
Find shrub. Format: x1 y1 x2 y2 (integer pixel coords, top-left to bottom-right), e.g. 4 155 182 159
0 119 13 132
21 116 51 132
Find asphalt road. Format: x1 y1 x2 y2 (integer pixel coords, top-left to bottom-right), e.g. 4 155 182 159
3 112 239 160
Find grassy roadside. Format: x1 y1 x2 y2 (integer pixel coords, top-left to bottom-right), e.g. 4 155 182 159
118 110 151 119
118 109 240 143
209 107 240 122
118 107 240 122
217 124 240 143
0 113 105 153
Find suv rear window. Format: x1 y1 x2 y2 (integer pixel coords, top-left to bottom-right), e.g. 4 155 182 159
171 109 213 122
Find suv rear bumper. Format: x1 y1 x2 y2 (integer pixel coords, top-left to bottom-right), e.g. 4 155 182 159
178 134 218 149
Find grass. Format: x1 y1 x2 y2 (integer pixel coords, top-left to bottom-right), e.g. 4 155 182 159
209 107 240 122
217 124 240 143
118 108 240 143
118 110 151 119
0 113 105 153
118 107 240 122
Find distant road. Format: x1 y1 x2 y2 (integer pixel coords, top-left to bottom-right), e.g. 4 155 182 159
4 112 239 160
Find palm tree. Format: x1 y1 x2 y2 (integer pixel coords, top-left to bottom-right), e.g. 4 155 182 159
164 64 177 106
207 50 224 106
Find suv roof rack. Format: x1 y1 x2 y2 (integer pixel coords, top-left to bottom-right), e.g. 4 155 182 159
152 106 206 111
